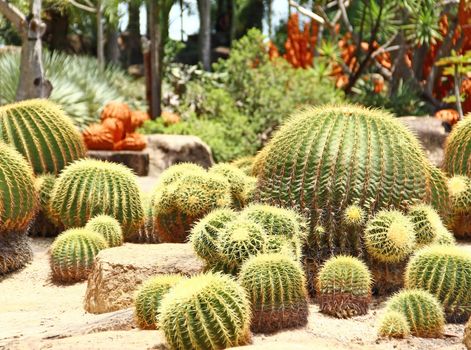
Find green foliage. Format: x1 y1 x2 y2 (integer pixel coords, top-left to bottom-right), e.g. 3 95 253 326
0 99 86 175
152 167 231 243
134 274 184 330
239 253 309 333
49 228 108 282
407 204 449 246
49 159 144 239
405 245 471 322
377 311 411 339
365 210 416 263
30 174 62 237
317 255 372 318
443 116 471 177
385 289 445 338
85 215 123 248
254 104 445 264
158 272 252 350
0 51 145 130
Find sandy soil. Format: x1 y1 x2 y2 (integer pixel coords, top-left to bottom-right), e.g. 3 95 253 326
0 237 468 350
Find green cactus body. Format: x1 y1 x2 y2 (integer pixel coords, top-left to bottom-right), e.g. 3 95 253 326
0 99 86 175
253 105 448 264
364 210 416 264
134 274 184 329
316 255 372 318
49 228 108 282
405 245 471 322
385 289 445 338
239 253 309 333
49 159 144 240
443 115 471 177
407 204 447 246
153 171 231 243
434 227 456 245
190 208 238 265
209 163 253 208
447 176 471 237
377 311 410 339
30 174 62 237
155 163 206 188
231 156 255 176
85 215 123 247
158 272 252 350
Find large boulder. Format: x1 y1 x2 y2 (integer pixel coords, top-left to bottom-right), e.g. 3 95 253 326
400 116 448 167
84 243 204 314
146 134 214 177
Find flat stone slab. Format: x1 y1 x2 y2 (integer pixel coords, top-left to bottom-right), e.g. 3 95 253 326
83 243 204 314
87 150 149 176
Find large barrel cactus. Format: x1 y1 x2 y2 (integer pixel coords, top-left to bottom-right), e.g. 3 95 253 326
0 99 86 175
443 115 470 177
0 142 36 274
253 105 448 265
49 159 144 239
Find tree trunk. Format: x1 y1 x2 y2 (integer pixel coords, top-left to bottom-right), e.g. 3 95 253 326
149 0 162 119
198 0 211 71
106 25 120 65
15 0 51 100
96 1 105 67
127 0 142 66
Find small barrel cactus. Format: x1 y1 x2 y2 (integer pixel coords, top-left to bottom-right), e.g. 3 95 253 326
443 114 471 177
407 203 452 247
377 311 410 339
447 176 471 237
49 228 108 282
364 210 416 264
155 162 206 188
189 208 238 265
134 274 184 329
434 227 456 245
316 255 372 318
343 204 366 227
405 244 471 322
209 163 254 208
385 289 445 338
239 253 309 333
153 170 231 243
158 272 251 350
0 142 36 274
134 193 159 243
49 159 144 240
85 215 123 247
231 156 255 176
0 99 86 175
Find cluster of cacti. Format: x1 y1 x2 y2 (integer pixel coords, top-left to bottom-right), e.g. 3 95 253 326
0 99 86 175
316 255 372 318
407 204 451 246
405 245 471 322
49 159 144 240
134 274 184 329
29 174 62 237
253 105 449 268
447 176 471 237
152 164 232 243
85 215 123 247
0 141 36 274
377 311 410 339
209 163 256 208
384 289 445 338
49 228 108 282
239 253 309 333
158 272 251 350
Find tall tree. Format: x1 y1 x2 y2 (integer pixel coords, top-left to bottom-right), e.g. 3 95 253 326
0 0 52 100
198 0 211 70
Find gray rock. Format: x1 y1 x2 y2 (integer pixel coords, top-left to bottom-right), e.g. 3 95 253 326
87 150 149 176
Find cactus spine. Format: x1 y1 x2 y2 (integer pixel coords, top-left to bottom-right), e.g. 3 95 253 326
134 274 184 329
385 289 445 338
85 215 123 247
377 311 410 338
49 228 108 282
405 245 471 322
0 99 86 175
316 255 372 318
49 159 144 240
239 253 309 333
158 272 251 350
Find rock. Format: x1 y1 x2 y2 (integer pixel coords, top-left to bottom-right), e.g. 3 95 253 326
84 243 204 314
464 317 471 349
146 134 214 177
87 150 149 176
399 116 449 167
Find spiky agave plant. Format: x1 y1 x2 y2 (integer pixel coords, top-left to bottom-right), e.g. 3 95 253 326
316 255 372 318
253 105 449 268
85 215 123 247
158 272 252 350
0 99 86 175
0 142 36 275
405 244 471 323
49 159 144 240
134 274 184 329
239 253 309 333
